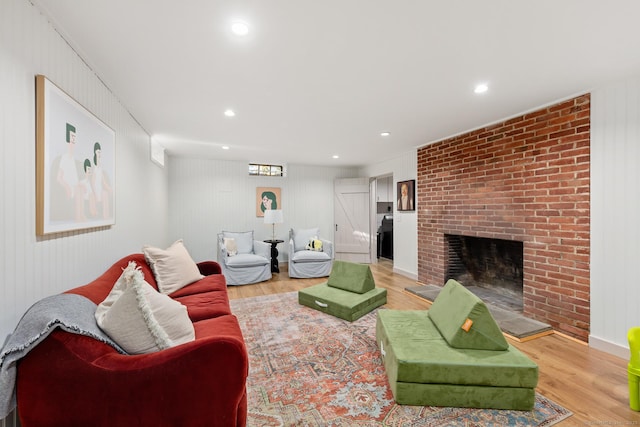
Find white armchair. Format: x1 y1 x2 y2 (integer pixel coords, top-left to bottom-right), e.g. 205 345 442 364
217 231 272 285
288 228 333 278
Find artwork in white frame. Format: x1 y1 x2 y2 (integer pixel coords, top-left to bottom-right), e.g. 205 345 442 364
36 75 116 235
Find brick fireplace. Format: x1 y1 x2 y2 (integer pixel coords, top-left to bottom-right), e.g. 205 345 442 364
417 94 590 342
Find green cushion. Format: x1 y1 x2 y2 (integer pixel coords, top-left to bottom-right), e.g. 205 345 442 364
393 383 536 410
376 310 538 389
326 260 375 294
299 282 386 321
427 279 508 351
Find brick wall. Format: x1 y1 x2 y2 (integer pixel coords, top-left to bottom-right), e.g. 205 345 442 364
417 94 590 341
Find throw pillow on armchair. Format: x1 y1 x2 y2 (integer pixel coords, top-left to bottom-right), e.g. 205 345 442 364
306 237 323 251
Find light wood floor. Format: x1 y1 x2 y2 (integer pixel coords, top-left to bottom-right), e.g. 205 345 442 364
227 259 640 426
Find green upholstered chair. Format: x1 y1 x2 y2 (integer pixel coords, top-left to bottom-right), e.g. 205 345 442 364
628 326 640 411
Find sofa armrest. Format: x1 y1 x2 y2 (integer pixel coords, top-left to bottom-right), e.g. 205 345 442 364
253 240 271 259
217 235 227 262
18 315 248 427
288 237 294 265
197 260 222 276
321 239 334 258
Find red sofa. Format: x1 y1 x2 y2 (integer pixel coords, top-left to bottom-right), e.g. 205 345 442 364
16 253 248 427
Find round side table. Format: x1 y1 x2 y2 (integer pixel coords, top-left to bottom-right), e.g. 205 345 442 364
264 239 284 273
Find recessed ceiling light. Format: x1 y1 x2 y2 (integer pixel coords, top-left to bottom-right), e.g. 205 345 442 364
224 109 235 117
332 155 339 159
222 145 230 150
474 83 489 94
231 21 249 36
380 131 391 137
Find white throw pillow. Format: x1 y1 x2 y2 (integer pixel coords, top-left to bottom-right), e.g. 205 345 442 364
142 239 204 294
95 261 195 354
223 237 238 256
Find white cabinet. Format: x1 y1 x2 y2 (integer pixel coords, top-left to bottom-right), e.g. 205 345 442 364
377 176 392 202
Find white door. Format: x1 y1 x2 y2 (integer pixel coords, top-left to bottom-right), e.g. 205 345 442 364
334 178 370 263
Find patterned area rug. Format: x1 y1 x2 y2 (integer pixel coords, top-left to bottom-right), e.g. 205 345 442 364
231 292 572 426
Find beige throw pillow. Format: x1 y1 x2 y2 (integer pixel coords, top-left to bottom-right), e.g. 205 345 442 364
95 261 195 354
95 260 134 323
224 237 238 256
142 239 204 294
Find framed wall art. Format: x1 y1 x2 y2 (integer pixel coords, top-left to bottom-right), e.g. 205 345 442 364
396 179 415 212
36 75 116 235
256 187 281 217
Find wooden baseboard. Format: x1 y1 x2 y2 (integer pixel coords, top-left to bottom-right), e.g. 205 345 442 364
553 330 589 346
403 289 433 307
505 329 555 343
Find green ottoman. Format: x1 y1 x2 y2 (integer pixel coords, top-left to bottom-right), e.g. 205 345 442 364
298 260 387 321
376 279 539 410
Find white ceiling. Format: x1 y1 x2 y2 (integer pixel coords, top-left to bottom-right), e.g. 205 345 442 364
32 0 640 167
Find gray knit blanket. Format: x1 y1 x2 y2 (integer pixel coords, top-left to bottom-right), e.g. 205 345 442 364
0 293 127 418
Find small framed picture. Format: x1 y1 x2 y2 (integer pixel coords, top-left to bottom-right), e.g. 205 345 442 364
256 187 281 217
397 180 415 212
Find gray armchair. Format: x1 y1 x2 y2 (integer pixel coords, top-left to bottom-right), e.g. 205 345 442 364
217 231 272 285
288 228 333 278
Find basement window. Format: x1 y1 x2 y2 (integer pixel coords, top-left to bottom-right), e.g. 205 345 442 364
249 163 283 177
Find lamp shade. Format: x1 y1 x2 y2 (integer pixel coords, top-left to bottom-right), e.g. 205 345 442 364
264 209 283 224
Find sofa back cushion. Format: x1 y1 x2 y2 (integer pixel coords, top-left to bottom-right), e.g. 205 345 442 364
427 279 508 351
66 253 158 304
327 260 375 294
292 228 319 252
222 231 254 254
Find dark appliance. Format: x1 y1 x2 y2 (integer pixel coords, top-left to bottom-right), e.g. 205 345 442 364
377 215 393 259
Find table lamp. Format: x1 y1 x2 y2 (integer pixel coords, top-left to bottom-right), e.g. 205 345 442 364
264 209 283 241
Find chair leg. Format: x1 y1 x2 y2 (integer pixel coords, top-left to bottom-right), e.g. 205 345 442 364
629 371 640 411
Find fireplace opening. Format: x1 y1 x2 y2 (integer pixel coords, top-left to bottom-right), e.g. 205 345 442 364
445 234 523 313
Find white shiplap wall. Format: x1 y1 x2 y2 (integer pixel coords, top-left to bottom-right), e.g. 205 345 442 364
590 74 640 357
360 150 418 280
0 0 169 341
168 158 359 263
